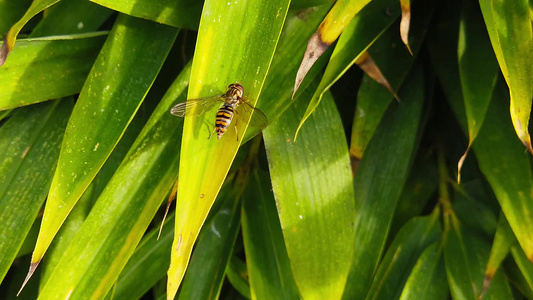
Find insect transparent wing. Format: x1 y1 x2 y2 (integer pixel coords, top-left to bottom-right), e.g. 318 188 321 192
170 95 225 117
240 101 268 129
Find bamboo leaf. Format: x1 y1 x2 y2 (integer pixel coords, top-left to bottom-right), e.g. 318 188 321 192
31 14 178 272
399 242 448 300
456 0 499 181
36 62 191 300
0 33 107 111
264 89 354 300
484 213 516 293
167 1 290 298
241 170 299 300
0 0 60 66
343 62 426 299
479 0 533 154
0 100 72 282
89 0 203 30
366 210 442 299
293 0 372 94
294 0 401 140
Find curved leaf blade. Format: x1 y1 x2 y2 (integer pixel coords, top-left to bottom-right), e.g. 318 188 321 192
0 0 60 66
167 1 290 297
479 0 533 154
32 14 178 271
294 0 401 140
0 33 107 111
264 90 355 300
0 100 72 282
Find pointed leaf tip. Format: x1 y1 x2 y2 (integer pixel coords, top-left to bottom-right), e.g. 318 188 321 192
17 261 40 296
457 146 470 184
400 0 413 55
355 52 400 101
293 31 329 98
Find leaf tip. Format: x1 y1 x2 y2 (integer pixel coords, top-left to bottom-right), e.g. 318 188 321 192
457 145 470 184
293 31 329 96
17 260 40 296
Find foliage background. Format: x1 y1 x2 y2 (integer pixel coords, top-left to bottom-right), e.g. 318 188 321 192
0 0 532 299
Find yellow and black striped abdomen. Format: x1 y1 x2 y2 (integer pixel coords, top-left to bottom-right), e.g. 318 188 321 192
215 104 235 139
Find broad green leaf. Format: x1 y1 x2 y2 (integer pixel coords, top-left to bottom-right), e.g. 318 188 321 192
32 14 178 270
0 100 72 282
343 62 426 299
0 0 32 35
458 0 498 146
168 1 290 298
37 62 191 300
113 213 174 300
479 0 533 154
30 0 113 37
178 185 241 300
0 0 60 66
366 210 441 300
264 90 354 300
40 110 145 289
452 182 498 237
293 0 372 93
295 0 401 140
350 0 435 159
0 33 107 111
242 170 299 300
443 214 513 299
399 242 448 300
457 0 498 180
89 0 203 30
504 255 533 299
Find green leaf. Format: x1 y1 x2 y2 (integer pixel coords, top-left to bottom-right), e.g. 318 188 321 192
399 242 448 300
343 62 426 300
472 78 533 260
178 185 241 300
32 14 178 267
264 89 354 300
479 0 533 153
226 257 251 299
511 245 533 294
168 1 290 297
484 213 516 287
37 62 191 300
0 33 107 110
443 214 513 299
366 210 442 300
457 0 498 147
295 0 401 140
350 0 435 159
89 0 203 30
0 0 60 65
0 100 72 282
241 170 299 300
30 0 113 37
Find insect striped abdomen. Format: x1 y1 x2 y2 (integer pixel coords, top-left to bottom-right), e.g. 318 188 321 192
215 104 234 139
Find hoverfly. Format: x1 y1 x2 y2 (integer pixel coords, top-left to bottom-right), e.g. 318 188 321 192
170 83 268 140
